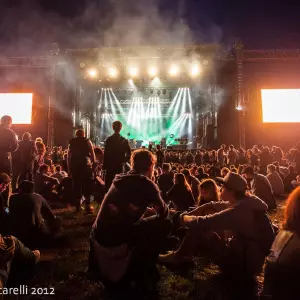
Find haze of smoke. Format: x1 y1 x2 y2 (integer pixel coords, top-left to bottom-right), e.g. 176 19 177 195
0 0 224 117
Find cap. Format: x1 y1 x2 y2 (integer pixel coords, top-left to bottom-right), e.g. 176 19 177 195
215 172 247 193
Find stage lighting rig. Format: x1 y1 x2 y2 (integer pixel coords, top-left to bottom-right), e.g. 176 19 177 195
108 67 118 78
128 67 138 78
87 68 98 79
169 65 179 77
148 67 158 77
191 64 200 77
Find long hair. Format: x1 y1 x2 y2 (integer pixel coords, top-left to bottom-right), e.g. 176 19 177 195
284 187 300 235
35 141 46 156
198 179 220 205
175 173 191 191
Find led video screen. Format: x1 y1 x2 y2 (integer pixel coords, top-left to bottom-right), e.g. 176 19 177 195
0 93 33 124
261 89 300 123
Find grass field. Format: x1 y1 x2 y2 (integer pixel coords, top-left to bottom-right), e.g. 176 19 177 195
25 200 286 300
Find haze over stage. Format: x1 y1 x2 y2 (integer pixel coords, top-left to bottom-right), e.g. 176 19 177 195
0 93 33 124
261 89 300 123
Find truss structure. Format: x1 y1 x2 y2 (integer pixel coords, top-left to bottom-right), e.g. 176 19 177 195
243 49 300 61
0 56 50 67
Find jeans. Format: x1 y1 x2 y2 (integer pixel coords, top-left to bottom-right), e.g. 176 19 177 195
71 165 94 208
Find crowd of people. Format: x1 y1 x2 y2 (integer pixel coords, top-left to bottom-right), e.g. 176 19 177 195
0 115 300 298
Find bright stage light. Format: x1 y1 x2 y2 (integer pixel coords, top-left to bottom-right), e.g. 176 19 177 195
128 67 138 77
236 105 243 111
148 67 158 77
169 65 179 77
108 67 118 78
87 68 97 78
191 64 200 77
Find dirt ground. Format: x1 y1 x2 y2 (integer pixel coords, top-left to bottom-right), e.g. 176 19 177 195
22 199 286 300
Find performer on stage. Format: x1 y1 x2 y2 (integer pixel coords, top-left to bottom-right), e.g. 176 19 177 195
103 121 131 192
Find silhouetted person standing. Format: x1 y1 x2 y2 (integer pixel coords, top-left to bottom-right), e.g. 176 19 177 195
18 132 37 184
0 115 18 205
103 121 131 192
68 129 95 213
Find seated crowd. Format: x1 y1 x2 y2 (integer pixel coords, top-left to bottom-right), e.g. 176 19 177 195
0 116 300 299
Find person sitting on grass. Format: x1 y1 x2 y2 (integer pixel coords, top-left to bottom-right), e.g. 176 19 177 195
182 169 200 201
266 164 284 197
198 179 220 206
34 164 59 199
159 172 275 279
9 180 61 248
263 187 300 298
157 163 174 200
51 165 67 183
0 234 40 289
167 173 195 212
243 166 277 210
90 149 171 291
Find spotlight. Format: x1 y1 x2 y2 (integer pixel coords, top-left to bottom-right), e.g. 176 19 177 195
148 67 158 77
169 65 179 77
236 105 243 111
128 67 138 77
87 68 97 78
191 64 200 77
108 67 118 78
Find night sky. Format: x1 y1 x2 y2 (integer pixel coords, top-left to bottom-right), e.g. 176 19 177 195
1 0 300 53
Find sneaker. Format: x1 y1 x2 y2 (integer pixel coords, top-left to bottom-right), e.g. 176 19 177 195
158 251 192 265
32 250 41 264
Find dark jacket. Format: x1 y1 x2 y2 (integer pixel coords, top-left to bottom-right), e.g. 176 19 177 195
251 173 276 209
69 137 93 168
18 140 37 165
9 192 56 241
93 171 169 246
103 134 131 172
0 127 18 159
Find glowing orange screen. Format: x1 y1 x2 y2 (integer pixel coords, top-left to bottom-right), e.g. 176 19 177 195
0 93 33 124
261 89 300 123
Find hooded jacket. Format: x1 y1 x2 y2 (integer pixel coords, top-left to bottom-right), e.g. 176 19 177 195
93 171 169 246
186 196 271 275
